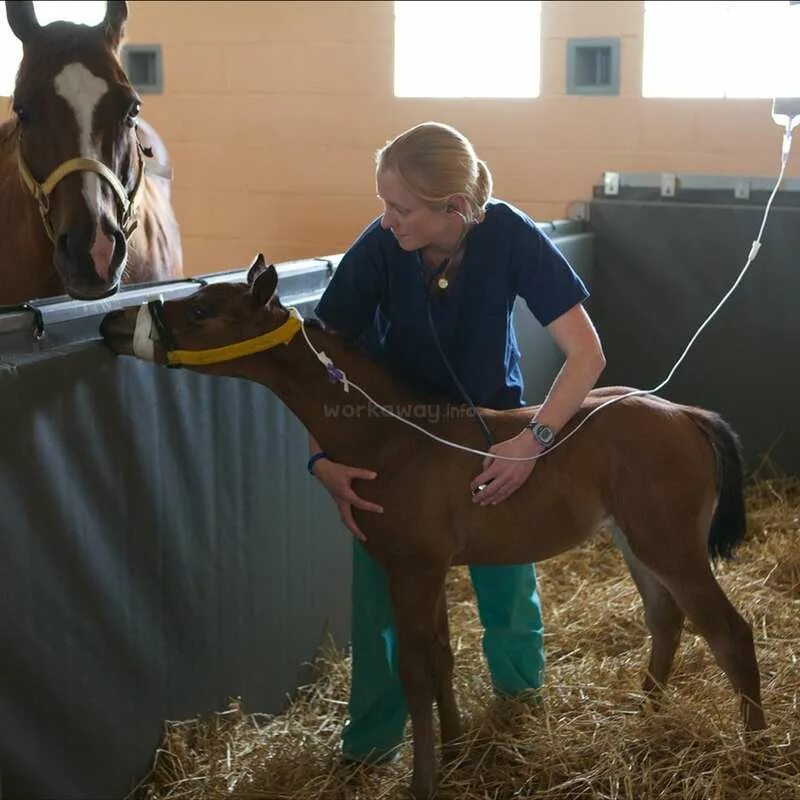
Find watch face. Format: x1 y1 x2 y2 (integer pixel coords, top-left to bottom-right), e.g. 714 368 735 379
534 424 554 444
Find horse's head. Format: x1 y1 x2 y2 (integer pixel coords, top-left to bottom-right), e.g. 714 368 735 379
100 254 291 364
8 0 146 300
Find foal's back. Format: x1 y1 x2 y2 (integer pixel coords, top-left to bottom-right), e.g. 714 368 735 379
395 390 721 568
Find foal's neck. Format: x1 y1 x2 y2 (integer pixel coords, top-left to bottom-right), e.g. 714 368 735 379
214 320 439 466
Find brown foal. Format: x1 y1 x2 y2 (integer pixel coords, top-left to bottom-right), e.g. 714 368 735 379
100 256 766 800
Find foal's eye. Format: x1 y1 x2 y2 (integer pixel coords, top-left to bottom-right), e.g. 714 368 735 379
188 304 212 322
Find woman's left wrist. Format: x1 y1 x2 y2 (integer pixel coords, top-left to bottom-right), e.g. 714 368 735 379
518 428 546 454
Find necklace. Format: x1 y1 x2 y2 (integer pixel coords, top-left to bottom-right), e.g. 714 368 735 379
423 222 474 293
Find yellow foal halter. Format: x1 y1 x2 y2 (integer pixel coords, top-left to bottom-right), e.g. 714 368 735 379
17 139 147 243
162 307 304 367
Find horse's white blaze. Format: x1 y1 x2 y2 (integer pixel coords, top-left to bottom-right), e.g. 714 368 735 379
54 63 117 278
132 304 155 361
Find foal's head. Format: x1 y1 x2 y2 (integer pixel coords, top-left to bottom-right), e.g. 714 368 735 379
100 255 290 363
8 0 145 299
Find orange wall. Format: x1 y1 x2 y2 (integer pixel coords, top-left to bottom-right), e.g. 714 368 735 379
2 0 796 276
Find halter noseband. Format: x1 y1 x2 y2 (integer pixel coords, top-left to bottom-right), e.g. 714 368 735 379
17 137 150 243
134 301 304 367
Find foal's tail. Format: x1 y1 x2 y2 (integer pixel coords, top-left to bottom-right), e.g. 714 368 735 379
689 410 747 562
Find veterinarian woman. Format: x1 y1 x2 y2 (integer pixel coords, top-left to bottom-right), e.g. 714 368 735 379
308 121 606 763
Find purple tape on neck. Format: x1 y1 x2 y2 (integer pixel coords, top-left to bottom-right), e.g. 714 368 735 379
326 364 344 384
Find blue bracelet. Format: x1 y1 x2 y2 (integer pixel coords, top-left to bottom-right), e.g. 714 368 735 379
307 451 330 476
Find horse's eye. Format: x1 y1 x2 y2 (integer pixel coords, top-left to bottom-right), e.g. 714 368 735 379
188 305 211 322
125 101 141 129
13 105 29 126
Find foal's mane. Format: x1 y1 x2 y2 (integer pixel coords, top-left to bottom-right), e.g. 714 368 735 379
299 313 473 408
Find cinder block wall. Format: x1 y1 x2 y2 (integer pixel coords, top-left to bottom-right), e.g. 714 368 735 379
1 1 795 276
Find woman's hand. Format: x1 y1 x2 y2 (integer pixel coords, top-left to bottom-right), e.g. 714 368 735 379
469 430 543 506
312 458 384 541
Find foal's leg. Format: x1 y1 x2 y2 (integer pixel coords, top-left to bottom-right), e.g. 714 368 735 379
388 565 449 800
631 542 765 730
614 529 685 699
434 591 462 762
662 566 765 730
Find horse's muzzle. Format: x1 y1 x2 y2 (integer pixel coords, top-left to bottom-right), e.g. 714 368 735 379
55 222 127 300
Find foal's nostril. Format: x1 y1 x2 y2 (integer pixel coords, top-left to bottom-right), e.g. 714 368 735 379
99 309 123 340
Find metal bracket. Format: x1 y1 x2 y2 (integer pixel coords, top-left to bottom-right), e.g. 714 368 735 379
603 171 620 196
734 177 751 200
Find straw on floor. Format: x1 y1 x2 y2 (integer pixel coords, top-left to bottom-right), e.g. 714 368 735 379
135 475 800 800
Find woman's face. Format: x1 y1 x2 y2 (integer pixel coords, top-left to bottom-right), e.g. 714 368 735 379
376 168 454 254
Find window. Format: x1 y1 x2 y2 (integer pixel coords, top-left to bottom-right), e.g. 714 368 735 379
1 1 105 96
643 1 800 98
394 1 542 98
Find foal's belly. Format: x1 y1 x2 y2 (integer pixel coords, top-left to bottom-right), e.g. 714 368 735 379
452 491 605 566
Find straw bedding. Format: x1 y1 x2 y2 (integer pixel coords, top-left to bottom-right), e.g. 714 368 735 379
135 476 800 800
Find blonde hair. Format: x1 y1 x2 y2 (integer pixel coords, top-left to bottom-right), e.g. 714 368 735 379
376 121 493 224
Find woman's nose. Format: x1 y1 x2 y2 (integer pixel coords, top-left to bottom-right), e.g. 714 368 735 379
380 213 393 230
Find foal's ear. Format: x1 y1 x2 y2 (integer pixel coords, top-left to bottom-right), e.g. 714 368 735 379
6 1 40 44
246 252 267 286
100 0 128 50
252 264 279 309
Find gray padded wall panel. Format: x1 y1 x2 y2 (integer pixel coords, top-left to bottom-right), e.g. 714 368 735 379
587 198 800 473
0 298 349 799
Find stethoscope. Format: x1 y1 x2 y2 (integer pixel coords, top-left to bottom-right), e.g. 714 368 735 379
419 207 496 450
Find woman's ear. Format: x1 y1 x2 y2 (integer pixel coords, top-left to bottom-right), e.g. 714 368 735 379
445 195 471 223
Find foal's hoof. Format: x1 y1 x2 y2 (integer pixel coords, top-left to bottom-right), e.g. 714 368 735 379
441 741 460 765
411 779 436 800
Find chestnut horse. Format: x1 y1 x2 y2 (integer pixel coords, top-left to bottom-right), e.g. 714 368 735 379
0 0 182 305
100 257 765 800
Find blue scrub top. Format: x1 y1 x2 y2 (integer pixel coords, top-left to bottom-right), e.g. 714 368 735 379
315 199 589 410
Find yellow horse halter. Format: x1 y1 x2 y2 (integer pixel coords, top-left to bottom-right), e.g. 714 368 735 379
17 137 149 243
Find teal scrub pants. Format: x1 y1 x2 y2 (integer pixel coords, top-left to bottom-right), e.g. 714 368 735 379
342 539 545 761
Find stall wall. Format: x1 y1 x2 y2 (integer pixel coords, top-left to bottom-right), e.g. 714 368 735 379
2 1 796 276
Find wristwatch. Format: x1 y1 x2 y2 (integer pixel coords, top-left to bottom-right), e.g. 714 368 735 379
526 420 555 450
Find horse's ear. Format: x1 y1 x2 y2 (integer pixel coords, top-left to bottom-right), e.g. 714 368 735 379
252 265 279 308
101 0 127 50
6 1 40 44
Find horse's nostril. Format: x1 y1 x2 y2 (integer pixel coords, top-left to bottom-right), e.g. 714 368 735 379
56 228 86 262
56 232 71 259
